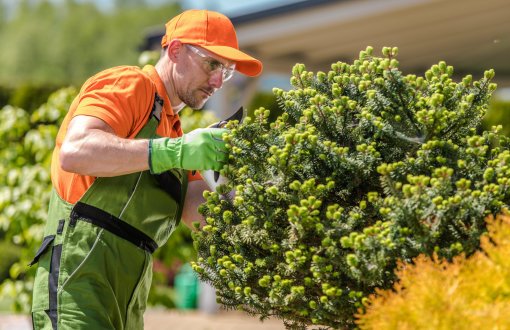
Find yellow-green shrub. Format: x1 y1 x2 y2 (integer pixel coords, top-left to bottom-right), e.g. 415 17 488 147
357 214 510 329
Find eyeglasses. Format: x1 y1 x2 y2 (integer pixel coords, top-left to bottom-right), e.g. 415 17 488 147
186 45 236 82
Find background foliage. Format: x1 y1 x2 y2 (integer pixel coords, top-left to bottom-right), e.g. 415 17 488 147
0 87 76 311
357 214 510 329
0 0 180 87
484 99 510 136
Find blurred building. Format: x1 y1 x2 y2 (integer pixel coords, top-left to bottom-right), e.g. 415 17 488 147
143 0 510 117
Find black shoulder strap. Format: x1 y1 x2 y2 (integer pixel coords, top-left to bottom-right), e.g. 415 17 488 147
151 93 164 123
148 92 184 203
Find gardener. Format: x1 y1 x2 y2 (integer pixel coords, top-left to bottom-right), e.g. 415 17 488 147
29 9 262 329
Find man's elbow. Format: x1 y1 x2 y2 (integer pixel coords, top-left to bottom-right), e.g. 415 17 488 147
59 143 81 173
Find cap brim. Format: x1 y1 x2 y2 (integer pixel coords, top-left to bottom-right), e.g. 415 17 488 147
200 45 263 77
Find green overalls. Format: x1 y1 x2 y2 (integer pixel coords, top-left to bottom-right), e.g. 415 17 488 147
30 95 187 329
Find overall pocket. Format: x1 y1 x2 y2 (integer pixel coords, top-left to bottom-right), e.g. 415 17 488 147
125 251 152 330
31 235 56 313
31 229 64 329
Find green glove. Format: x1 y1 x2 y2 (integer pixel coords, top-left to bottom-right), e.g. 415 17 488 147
149 128 228 173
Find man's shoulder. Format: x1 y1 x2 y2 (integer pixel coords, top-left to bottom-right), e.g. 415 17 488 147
81 65 154 93
88 65 149 82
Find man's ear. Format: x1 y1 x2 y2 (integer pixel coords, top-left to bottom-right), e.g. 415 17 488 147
167 39 184 62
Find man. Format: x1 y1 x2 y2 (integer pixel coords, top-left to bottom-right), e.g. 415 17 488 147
30 9 262 329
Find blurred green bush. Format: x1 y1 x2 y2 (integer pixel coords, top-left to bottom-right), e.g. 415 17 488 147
483 98 510 136
247 91 282 123
0 1 180 87
0 87 77 312
8 84 63 114
0 241 21 283
0 86 12 109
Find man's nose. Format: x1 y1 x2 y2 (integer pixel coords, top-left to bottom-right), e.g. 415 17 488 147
208 71 224 89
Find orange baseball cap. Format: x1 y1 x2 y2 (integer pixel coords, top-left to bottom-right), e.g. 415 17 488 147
161 9 262 77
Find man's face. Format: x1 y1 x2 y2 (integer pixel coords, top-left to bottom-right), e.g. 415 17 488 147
176 45 235 109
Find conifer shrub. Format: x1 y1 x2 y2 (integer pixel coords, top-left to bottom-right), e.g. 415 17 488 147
191 46 507 329
356 214 510 329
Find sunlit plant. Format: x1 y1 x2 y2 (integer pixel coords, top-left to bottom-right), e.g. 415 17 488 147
192 46 507 329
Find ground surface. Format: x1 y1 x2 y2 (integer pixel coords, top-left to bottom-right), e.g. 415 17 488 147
0 309 287 330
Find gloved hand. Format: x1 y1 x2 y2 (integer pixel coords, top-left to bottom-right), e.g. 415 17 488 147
149 128 228 173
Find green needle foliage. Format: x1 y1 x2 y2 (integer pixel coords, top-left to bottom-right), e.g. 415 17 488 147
191 46 506 329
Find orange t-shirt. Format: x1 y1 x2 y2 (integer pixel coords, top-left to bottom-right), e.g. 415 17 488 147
51 65 193 204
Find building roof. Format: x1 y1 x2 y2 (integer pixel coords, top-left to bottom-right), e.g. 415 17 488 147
233 0 510 86
144 0 510 86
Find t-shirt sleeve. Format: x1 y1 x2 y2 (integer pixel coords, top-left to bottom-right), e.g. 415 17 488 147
73 67 154 138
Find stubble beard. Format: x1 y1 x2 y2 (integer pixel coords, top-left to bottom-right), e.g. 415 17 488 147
178 88 207 110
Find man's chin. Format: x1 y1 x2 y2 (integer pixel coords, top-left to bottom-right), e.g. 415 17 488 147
191 98 208 110
182 89 213 109
182 98 205 110
188 102 205 110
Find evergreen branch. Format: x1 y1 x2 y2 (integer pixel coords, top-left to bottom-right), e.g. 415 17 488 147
388 70 422 136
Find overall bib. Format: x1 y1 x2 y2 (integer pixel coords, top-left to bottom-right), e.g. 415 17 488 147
30 95 187 329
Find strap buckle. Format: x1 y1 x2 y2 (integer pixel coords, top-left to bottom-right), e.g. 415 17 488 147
151 93 164 122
